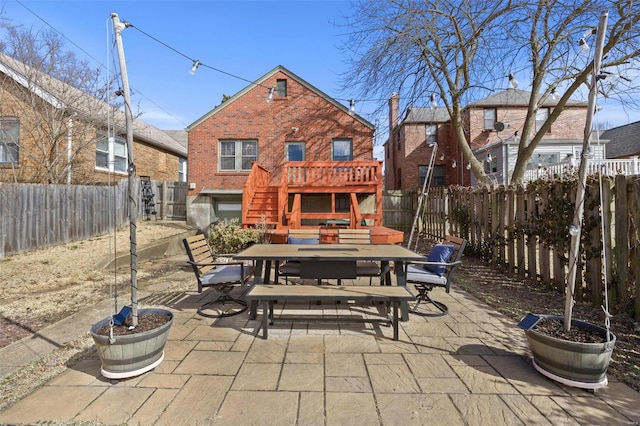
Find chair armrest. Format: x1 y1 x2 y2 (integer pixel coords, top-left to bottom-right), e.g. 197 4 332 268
408 260 461 268
187 260 246 268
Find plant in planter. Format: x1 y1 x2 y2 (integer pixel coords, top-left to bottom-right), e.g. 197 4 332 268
90 13 172 381
518 11 615 390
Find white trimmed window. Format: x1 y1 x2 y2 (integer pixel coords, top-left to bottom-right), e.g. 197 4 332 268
484 108 496 130
95 132 127 173
0 117 19 164
286 142 305 161
425 124 437 145
219 140 257 172
536 107 550 132
332 138 353 161
178 158 187 182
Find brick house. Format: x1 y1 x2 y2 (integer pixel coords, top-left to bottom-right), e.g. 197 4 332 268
0 53 187 184
185 65 376 231
385 89 591 188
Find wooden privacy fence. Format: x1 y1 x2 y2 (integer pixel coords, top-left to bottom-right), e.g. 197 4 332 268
0 179 187 258
416 177 640 319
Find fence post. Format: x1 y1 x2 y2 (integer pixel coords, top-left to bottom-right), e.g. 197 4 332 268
161 181 168 220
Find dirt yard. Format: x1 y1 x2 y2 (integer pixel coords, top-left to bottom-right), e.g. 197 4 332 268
0 221 192 347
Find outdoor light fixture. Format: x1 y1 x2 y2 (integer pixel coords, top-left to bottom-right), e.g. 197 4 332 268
487 153 493 163
430 93 437 109
452 160 457 168
190 60 200 75
267 87 275 103
579 37 589 51
569 224 579 236
579 28 597 52
550 87 558 100
508 73 518 89
349 99 356 114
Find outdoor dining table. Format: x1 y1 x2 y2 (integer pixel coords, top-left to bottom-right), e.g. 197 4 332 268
233 243 425 321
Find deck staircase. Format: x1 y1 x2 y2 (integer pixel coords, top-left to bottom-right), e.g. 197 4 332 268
242 161 383 229
244 185 279 227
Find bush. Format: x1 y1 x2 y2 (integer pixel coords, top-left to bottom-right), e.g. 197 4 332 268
208 219 258 254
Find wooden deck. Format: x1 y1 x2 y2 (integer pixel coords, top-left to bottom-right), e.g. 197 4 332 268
268 226 404 245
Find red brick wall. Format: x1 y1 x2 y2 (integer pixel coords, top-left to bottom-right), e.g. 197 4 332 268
466 106 587 150
187 70 374 193
387 121 458 190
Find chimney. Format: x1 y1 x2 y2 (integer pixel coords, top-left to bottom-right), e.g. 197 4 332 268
389 93 399 133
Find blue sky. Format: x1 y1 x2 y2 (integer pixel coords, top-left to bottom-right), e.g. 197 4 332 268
1 0 636 157
1 1 386 137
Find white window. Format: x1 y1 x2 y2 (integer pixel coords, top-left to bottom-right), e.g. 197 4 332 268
95 132 127 173
425 124 437 145
285 142 305 161
178 158 187 182
484 108 496 131
219 140 257 172
536 107 549 132
0 117 19 164
332 138 352 161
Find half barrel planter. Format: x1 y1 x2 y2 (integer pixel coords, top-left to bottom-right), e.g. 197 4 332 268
525 314 616 390
90 308 173 380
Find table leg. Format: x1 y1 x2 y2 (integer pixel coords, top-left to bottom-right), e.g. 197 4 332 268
381 260 391 286
393 301 399 341
262 300 269 339
394 261 409 321
248 260 264 320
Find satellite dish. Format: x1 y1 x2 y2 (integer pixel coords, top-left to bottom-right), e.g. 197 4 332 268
494 121 505 132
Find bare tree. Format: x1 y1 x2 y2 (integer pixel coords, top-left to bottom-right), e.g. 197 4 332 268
0 23 114 184
340 0 640 184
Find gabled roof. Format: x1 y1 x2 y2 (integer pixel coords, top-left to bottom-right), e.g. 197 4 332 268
186 65 375 131
600 121 640 159
403 107 450 123
0 53 186 157
468 88 587 108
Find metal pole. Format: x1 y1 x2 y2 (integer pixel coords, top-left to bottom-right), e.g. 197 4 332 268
111 13 138 327
564 11 608 332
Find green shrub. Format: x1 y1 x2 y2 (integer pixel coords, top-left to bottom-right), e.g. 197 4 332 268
208 219 258 254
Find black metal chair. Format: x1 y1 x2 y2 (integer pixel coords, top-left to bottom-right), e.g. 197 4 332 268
405 235 467 316
183 234 254 318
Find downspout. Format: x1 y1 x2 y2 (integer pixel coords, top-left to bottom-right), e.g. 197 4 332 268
66 116 73 184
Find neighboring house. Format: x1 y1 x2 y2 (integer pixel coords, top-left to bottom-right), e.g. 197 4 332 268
384 93 454 190
384 88 591 188
185 65 376 230
601 121 640 159
0 53 187 184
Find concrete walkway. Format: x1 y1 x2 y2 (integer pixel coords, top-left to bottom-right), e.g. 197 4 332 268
1 266 639 424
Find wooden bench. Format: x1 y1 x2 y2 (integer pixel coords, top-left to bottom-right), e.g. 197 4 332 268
245 285 416 340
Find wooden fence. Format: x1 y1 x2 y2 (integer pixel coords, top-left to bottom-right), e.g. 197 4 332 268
413 177 639 319
0 179 187 258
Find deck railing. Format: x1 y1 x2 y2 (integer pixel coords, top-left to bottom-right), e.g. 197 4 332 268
284 161 381 187
523 157 640 182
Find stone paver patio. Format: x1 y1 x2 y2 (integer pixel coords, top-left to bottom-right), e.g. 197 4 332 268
0 269 639 425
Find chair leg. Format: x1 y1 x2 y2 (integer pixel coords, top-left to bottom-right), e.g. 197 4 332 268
197 292 248 318
410 286 448 317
